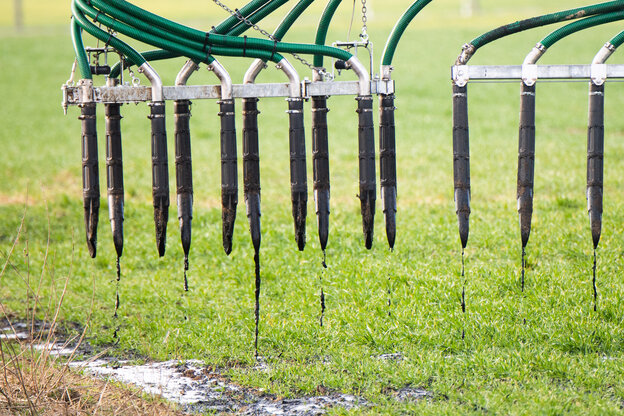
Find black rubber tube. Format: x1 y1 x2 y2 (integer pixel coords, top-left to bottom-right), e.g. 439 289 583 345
311 96 330 252
105 103 124 258
452 83 470 249
587 82 604 249
288 98 308 251
356 95 376 250
242 97 261 253
219 99 238 255
517 82 536 249
80 102 99 258
174 99 193 258
149 102 169 257
379 93 397 250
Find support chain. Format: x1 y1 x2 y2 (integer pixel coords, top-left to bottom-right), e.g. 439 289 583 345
360 0 368 42
211 0 334 80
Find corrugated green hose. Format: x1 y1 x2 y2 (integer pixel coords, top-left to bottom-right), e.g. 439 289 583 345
382 0 433 66
541 10 624 48
458 0 624 64
314 0 342 68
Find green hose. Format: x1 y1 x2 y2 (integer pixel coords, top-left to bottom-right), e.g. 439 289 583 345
459 0 624 63
541 10 624 48
213 0 273 34
273 0 315 41
72 2 146 68
382 0 433 66
609 29 624 46
71 17 92 79
227 0 290 37
314 0 342 68
76 0 286 65
109 0 276 78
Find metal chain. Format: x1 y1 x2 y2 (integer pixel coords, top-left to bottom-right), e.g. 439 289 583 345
211 0 334 80
360 0 368 41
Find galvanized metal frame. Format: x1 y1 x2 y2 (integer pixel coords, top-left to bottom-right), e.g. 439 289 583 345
62 79 396 106
451 64 624 86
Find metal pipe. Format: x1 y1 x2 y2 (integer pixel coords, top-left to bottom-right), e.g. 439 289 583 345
79 79 99 258
105 77 124 258
140 63 168 256
209 59 233 100
347 56 371 96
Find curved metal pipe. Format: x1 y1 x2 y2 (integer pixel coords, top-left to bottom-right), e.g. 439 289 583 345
276 58 301 98
347 56 371 96
175 60 199 86
139 62 164 102
210 59 233 100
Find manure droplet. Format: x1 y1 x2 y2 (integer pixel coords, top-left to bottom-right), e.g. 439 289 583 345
254 249 261 359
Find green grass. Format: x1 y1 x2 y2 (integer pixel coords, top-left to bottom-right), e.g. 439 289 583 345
2 1 624 414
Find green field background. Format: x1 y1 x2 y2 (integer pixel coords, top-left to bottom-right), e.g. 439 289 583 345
1 1 624 414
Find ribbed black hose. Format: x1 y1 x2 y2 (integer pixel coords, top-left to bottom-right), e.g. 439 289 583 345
288 98 308 251
80 102 99 258
219 99 238 255
587 82 604 249
311 96 330 252
452 83 470 249
174 99 193 258
356 95 376 250
379 93 397 250
149 102 169 257
242 97 261 253
517 82 536 249
105 103 124 258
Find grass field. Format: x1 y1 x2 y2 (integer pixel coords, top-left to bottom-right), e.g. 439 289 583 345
2 0 624 414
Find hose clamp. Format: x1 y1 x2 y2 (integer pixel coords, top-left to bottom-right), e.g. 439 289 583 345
521 64 538 87
591 64 607 86
452 65 469 87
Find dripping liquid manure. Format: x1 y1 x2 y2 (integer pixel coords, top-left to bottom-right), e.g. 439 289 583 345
184 254 189 292
592 249 598 312
521 246 526 292
460 248 466 340
254 250 261 358
113 256 121 342
319 250 327 327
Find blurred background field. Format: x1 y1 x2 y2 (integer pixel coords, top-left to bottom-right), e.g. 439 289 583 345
1 1 624 414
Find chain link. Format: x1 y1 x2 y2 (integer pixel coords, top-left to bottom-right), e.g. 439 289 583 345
360 0 368 41
211 0 334 80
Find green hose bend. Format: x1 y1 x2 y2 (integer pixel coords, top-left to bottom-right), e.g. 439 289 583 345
314 0 342 68
609 29 624 47
541 10 624 48
71 18 92 79
459 0 624 64
382 0 433 67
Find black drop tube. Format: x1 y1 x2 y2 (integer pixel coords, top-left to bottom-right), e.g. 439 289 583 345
242 97 261 253
149 102 169 257
311 96 330 252
105 103 124 258
356 95 376 250
288 98 308 251
174 99 193 257
452 83 470 249
587 82 604 249
517 82 536 249
379 93 397 250
80 102 99 258
219 99 238 255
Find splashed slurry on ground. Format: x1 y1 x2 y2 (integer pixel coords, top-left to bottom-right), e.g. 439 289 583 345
1 321 432 414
